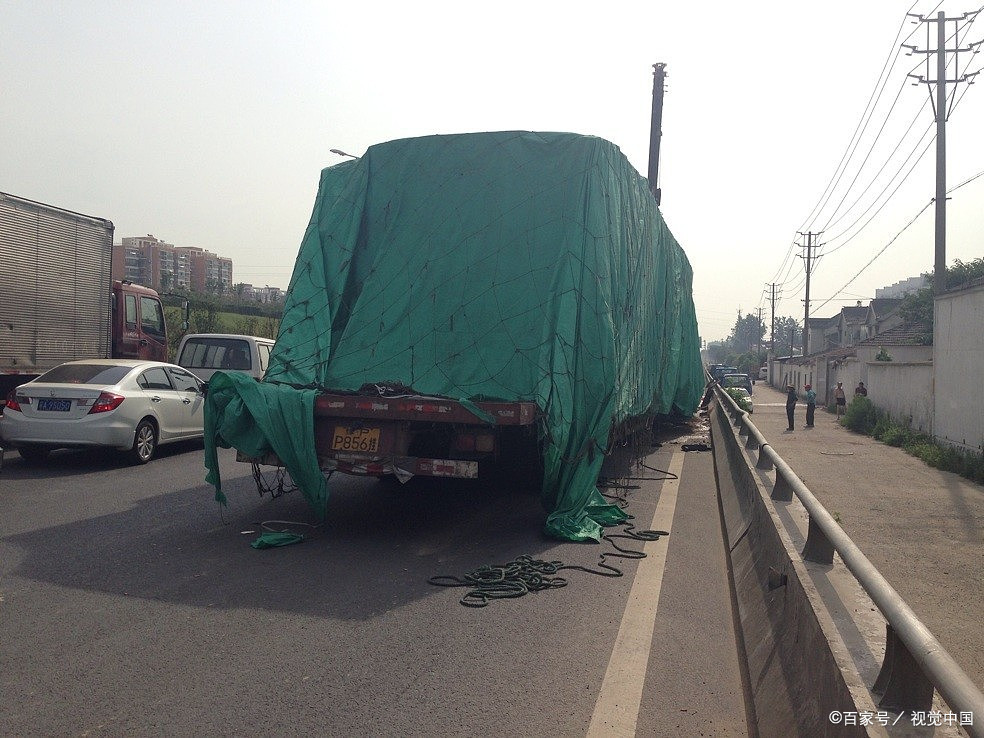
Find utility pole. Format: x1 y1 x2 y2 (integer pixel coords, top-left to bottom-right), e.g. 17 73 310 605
756 307 764 358
766 282 778 350
648 63 667 205
797 232 820 355
905 10 981 295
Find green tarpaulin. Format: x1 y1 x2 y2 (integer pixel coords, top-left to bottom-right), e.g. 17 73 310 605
204 131 703 541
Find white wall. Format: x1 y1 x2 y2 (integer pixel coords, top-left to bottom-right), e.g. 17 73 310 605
934 283 984 453
857 344 932 366
865 361 934 434
772 358 817 398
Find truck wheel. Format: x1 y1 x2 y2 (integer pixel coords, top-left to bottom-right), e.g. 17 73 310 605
18 444 50 465
130 419 158 464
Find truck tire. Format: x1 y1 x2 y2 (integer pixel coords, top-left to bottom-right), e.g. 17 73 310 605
18 444 50 465
130 419 158 464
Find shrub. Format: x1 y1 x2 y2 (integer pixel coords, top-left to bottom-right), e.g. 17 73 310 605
725 388 753 414
964 452 984 484
834 395 984 486
907 442 943 468
871 416 892 441
843 396 880 435
880 425 907 447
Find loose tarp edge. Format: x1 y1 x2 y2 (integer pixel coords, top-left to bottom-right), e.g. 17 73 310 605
204 371 326 517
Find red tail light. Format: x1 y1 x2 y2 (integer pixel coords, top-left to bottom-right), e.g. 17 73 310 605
4 391 23 412
88 392 125 414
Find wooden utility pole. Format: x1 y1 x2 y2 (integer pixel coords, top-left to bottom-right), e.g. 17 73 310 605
905 10 981 295
648 63 667 205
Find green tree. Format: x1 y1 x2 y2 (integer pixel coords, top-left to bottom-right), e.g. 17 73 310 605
772 316 802 354
727 313 765 354
899 258 984 344
191 301 221 334
233 315 259 336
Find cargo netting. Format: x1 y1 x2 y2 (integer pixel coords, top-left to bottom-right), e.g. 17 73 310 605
204 131 703 541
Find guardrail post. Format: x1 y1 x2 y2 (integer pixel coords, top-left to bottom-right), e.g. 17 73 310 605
771 470 793 502
738 416 750 437
802 515 834 564
755 444 774 471
744 432 760 450
873 623 934 713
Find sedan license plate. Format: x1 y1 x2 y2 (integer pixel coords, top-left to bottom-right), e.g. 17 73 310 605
38 398 72 412
332 426 380 453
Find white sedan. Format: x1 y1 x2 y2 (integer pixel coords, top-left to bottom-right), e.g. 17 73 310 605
0 359 206 465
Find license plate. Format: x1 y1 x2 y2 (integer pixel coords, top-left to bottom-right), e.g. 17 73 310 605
38 398 72 412
332 426 380 452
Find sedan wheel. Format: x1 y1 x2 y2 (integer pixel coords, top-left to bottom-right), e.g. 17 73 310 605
130 419 157 464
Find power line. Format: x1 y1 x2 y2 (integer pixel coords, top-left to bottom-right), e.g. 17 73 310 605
818 94 932 235
795 3 922 234
814 199 933 313
812 160 984 313
821 122 936 254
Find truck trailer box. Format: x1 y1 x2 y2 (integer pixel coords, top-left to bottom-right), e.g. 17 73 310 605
0 192 170 401
0 192 115 376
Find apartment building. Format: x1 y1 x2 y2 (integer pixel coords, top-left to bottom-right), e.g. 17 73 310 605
115 235 232 294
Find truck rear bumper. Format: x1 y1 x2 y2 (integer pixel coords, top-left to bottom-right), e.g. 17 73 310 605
239 450 479 480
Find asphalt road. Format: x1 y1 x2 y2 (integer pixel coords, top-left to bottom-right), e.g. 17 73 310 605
0 435 747 736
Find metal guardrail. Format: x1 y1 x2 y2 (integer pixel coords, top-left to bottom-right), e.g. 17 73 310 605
712 383 984 734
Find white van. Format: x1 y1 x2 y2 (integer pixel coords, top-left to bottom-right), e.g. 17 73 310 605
175 333 275 382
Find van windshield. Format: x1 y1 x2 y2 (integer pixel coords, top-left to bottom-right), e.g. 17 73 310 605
179 338 252 370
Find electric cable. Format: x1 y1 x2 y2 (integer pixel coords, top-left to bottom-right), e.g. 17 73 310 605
814 199 933 313
796 3 922 235
821 122 936 254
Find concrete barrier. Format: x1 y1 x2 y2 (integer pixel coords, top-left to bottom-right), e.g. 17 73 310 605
710 401 884 737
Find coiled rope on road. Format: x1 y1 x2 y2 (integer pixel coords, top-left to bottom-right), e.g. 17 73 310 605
429 465 674 607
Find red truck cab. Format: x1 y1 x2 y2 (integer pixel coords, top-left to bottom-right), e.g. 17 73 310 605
111 280 168 362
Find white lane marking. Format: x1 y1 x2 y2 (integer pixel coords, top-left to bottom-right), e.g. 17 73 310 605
586 450 685 738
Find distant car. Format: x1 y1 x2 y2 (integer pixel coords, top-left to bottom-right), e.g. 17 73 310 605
722 373 753 395
713 365 739 382
0 359 206 465
758 365 768 380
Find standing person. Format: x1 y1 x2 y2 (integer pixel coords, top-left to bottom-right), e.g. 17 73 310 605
805 384 817 427
834 382 847 416
785 385 797 431
855 381 868 397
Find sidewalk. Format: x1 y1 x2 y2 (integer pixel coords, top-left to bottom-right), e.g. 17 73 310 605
747 381 984 689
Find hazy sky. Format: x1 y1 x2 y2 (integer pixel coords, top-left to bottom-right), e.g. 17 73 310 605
3 1 983 341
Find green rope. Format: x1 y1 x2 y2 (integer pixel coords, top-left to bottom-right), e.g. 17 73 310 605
429 472 671 607
428 527 668 607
